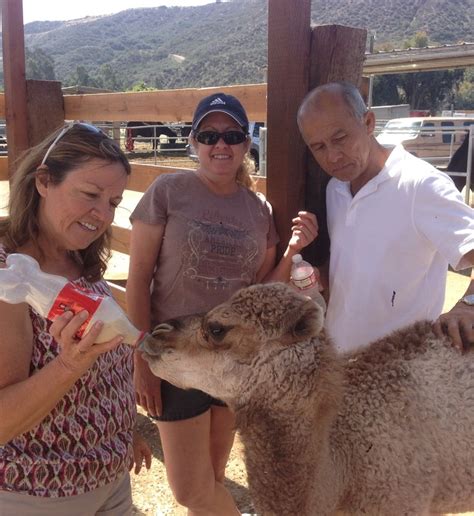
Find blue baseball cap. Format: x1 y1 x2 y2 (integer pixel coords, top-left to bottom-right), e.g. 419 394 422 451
192 93 249 133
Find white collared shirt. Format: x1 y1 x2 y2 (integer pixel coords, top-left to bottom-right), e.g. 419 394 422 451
325 145 474 353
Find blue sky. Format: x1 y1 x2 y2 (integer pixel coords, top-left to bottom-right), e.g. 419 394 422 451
22 0 215 24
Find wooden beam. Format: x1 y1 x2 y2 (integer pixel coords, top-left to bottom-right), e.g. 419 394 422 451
107 282 127 311
127 162 267 195
64 83 267 123
26 80 65 146
0 94 5 119
266 0 311 257
128 163 192 192
2 0 29 178
0 157 8 181
253 176 267 196
111 225 131 255
304 24 368 266
310 25 367 86
364 43 474 75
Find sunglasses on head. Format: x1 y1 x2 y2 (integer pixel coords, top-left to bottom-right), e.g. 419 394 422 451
40 122 106 166
195 130 248 146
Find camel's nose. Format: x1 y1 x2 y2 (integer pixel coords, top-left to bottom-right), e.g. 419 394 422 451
138 322 177 355
153 321 181 334
138 334 162 355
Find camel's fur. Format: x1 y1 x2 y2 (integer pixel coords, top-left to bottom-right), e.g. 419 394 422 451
140 283 474 516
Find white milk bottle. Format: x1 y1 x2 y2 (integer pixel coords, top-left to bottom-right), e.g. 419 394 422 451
0 253 146 346
290 254 326 312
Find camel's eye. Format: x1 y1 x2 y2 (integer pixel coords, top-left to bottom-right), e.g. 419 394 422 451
206 322 229 342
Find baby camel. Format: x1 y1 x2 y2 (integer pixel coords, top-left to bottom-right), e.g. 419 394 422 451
140 283 474 516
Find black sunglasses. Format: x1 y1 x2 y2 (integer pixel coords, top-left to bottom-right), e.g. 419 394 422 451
195 130 248 146
41 122 106 166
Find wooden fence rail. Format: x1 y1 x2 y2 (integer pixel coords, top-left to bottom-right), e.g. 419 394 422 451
0 157 8 181
0 84 267 122
63 84 267 123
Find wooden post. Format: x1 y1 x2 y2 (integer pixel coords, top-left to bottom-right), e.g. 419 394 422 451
309 25 367 87
2 0 29 177
304 25 367 266
112 122 122 145
266 0 311 257
26 80 65 147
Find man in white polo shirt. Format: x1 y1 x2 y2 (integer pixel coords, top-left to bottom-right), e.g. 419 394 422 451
297 81 474 353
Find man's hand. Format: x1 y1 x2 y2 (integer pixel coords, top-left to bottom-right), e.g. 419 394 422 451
434 301 474 351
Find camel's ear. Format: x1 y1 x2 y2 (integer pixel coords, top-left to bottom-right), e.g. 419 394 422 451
291 299 324 340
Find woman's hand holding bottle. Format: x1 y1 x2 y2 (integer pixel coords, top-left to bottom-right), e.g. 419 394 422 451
49 310 124 376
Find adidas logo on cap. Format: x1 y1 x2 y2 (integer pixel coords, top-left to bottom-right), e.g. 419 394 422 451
210 97 226 106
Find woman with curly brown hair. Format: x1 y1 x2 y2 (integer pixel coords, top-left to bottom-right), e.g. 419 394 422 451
0 123 150 515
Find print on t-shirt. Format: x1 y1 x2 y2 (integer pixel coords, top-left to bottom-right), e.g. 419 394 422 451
182 209 259 290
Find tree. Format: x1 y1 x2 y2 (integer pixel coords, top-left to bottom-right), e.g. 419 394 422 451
25 47 56 81
68 66 99 88
403 31 429 49
398 69 464 111
95 64 123 91
129 81 156 92
373 75 402 105
453 67 474 110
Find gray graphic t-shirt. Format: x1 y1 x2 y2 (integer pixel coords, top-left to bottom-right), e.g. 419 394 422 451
131 172 279 324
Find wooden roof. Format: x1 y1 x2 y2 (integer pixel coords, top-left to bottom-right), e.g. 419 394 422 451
364 43 474 74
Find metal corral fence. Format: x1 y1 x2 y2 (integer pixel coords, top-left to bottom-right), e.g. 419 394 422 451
92 121 195 168
0 122 7 156
94 120 268 175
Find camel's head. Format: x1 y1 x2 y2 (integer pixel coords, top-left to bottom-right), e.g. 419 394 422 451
139 283 328 408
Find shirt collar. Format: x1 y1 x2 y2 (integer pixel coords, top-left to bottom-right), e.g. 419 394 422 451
334 145 403 198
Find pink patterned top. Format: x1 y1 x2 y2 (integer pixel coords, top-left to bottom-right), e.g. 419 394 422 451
0 247 136 497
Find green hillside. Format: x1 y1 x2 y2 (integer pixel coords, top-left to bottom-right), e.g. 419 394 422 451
3 0 473 90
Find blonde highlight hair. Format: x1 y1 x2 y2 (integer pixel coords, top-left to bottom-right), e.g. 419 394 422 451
0 124 131 282
236 153 257 191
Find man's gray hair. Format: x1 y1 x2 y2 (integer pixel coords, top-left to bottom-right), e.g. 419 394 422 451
337 81 368 120
298 81 368 122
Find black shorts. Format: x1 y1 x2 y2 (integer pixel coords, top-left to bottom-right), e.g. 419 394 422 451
149 380 226 422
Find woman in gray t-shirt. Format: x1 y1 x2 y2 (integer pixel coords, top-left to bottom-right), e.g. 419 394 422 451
127 93 318 514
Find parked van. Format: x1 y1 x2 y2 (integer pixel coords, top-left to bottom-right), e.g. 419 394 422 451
376 117 474 167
